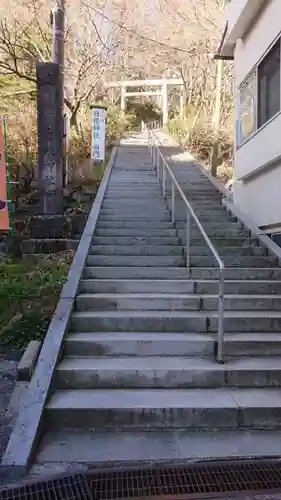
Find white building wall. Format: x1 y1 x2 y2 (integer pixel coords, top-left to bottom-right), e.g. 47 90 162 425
233 0 281 230
225 0 248 36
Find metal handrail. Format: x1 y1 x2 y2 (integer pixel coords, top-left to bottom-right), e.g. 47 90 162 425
148 130 225 363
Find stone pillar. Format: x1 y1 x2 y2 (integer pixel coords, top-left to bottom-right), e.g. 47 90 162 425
162 81 168 126
36 62 63 215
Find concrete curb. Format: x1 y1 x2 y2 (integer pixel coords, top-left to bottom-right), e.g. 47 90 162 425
1 147 117 472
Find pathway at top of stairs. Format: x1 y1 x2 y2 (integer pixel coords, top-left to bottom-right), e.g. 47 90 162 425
29 132 281 476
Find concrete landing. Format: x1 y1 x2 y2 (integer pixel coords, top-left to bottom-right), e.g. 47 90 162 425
33 429 281 472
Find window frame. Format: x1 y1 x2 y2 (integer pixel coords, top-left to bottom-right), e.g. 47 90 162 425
237 34 281 149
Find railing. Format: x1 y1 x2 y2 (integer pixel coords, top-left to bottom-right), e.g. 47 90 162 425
148 130 225 363
141 120 161 132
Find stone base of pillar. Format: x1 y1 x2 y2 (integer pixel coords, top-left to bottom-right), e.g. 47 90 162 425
29 215 72 239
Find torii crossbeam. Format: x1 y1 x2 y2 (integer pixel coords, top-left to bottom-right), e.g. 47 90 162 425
105 78 186 125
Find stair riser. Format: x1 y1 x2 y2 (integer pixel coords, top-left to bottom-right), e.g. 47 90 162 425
86 255 185 267
172 215 238 223
95 229 177 237
93 236 257 247
75 296 281 312
204 297 281 311
99 215 171 221
55 368 281 390
176 222 243 230
64 339 214 358
79 279 281 295
75 296 200 311
83 267 191 279
178 229 250 238
102 201 165 207
196 282 281 295
86 255 275 268
209 318 281 333
89 246 183 256
46 407 281 430
97 220 173 227
71 316 207 333
89 246 265 257
191 269 281 280
189 257 277 268
79 280 195 294
225 341 281 358
71 316 281 333
92 236 179 245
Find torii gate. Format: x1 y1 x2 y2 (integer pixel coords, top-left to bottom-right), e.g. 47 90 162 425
104 78 186 125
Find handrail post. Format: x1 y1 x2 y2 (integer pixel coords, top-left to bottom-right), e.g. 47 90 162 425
156 152 160 180
186 209 191 268
217 267 225 363
162 164 167 198
171 183 175 224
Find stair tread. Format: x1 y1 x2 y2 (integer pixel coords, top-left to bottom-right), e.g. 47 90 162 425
57 356 281 371
72 310 281 318
35 428 281 465
66 332 213 341
80 278 281 284
47 387 281 409
76 292 281 299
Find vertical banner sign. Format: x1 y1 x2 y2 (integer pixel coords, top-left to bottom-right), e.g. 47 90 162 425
0 120 9 230
91 105 107 161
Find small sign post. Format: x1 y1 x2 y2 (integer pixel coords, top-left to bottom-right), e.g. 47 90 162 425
0 118 13 236
91 104 107 162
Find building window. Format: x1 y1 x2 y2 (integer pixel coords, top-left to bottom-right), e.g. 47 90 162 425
258 39 280 128
239 70 257 145
237 37 281 148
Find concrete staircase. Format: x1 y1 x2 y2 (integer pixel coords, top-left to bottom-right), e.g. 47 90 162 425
31 134 281 470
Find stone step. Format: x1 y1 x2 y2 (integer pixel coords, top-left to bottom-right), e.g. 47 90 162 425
97 221 174 228
88 254 276 268
93 236 257 247
79 279 281 295
46 388 281 430
83 267 191 280
103 193 163 199
90 243 263 257
102 200 165 207
83 266 281 280
75 293 281 312
86 255 185 267
64 332 214 357
188 256 276 268
224 333 281 357
191 268 281 280
176 221 243 230
34 428 281 465
100 210 170 217
99 215 172 222
71 310 281 333
55 356 281 390
89 245 183 256
196 280 281 294
75 293 200 311
95 228 177 237
92 236 179 245
178 228 250 238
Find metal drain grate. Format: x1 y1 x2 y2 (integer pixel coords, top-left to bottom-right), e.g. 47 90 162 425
0 473 91 500
2 460 281 500
88 460 281 499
